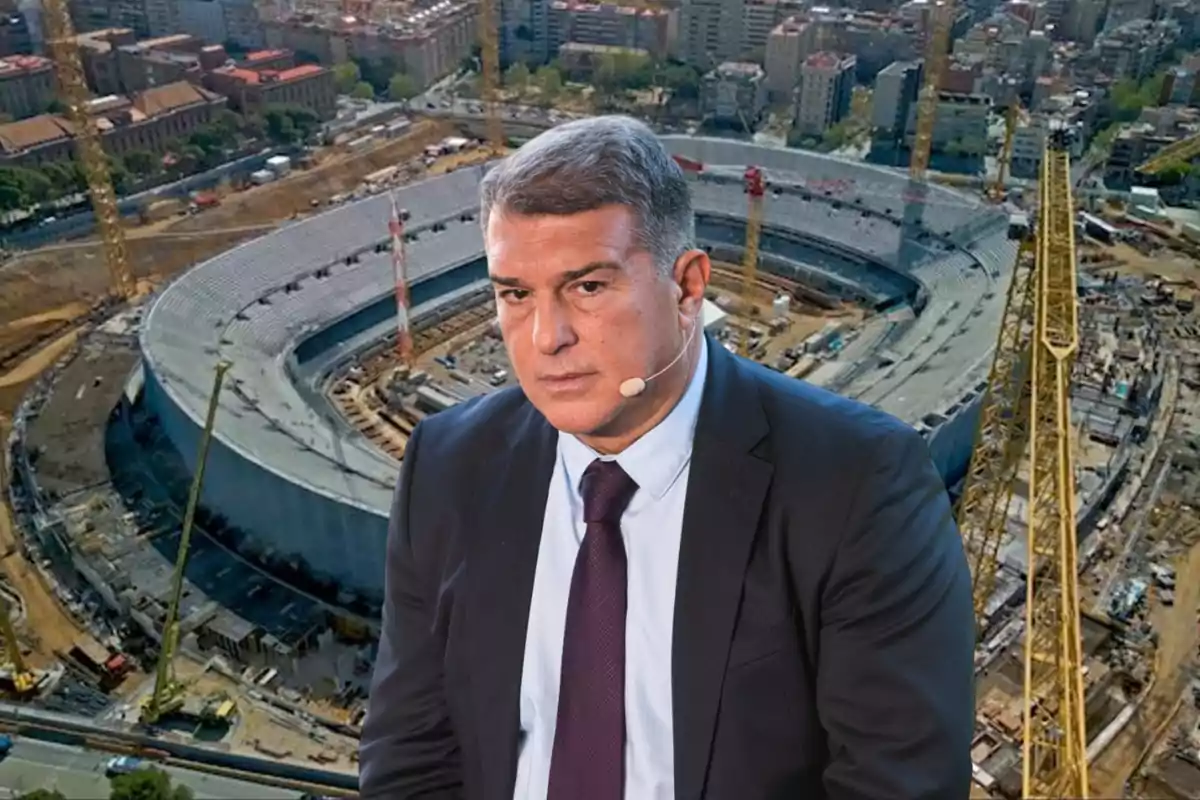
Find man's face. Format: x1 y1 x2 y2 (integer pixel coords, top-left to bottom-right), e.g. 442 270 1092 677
486 204 685 437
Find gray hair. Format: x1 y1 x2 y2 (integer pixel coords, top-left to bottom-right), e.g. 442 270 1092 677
479 115 694 274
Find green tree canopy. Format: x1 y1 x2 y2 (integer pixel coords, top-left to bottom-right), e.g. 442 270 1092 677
351 81 375 100
504 62 530 90
333 62 361 94
388 73 419 102
17 790 67 800
109 768 194 800
122 150 158 176
534 65 561 101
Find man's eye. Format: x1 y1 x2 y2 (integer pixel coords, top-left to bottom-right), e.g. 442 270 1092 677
576 281 604 295
500 289 529 303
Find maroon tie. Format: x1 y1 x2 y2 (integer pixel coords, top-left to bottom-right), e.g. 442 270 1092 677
546 459 639 800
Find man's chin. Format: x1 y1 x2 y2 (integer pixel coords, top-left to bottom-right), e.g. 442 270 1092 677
534 397 621 438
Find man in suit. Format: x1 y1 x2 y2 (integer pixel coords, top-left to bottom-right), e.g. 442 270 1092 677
360 115 976 800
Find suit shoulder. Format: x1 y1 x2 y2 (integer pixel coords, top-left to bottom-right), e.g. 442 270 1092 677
741 358 920 455
410 385 529 460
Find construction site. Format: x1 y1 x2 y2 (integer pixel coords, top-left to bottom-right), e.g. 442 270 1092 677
0 0 1195 795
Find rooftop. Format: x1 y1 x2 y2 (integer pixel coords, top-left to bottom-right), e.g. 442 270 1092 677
0 54 50 75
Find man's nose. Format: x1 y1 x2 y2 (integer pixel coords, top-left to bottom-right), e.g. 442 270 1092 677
532 300 576 355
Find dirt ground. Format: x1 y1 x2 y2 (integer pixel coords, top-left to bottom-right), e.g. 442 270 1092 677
1101 241 1200 283
0 117 456 683
1089 527 1200 796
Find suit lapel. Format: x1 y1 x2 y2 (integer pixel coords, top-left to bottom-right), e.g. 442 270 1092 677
673 338 773 800
467 400 557 800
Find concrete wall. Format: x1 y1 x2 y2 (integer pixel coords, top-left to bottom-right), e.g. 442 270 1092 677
143 226 980 600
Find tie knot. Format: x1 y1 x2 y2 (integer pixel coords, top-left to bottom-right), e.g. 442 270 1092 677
580 459 638 524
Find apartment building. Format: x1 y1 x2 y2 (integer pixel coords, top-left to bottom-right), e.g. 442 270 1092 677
1095 19 1180 81
701 61 766 125
925 92 991 156
206 62 336 119
68 0 176 37
0 79 225 166
764 15 814 100
264 3 475 90
794 51 854 135
176 0 265 50
76 29 229 95
871 59 921 142
545 1 677 60
0 9 33 57
0 54 53 120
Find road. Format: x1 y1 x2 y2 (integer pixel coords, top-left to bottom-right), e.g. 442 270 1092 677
0 738 298 798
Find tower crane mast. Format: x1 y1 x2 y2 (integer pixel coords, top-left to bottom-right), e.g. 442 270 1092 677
959 129 1088 796
41 0 135 300
1023 131 1088 799
909 0 954 182
478 0 504 155
740 165 765 357
141 361 231 725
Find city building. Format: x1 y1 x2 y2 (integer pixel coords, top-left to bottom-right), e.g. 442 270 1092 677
263 4 475 91
176 0 265 50
0 79 225 166
206 61 337 120
0 8 33 57
871 58 921 145
701 60 766 126
545 1 676 60
0 54 53 120
1094 19 1180 81
68 0 176 38
926 92 991 157
764 16 814 101
794 51 854 135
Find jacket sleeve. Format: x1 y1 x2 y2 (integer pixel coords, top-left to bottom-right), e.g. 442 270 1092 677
359 421 465 798
817 425 976 800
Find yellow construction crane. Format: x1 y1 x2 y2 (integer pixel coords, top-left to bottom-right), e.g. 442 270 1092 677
958 129 1088 797
0 593 37 697
955 236 1034 622
909 0 954 182
478 0 504 155
41 0 135 301
739 165 766 356
141 360 231 726
1022 130 1088 799
990 101 1019 203
1135 130 1200 176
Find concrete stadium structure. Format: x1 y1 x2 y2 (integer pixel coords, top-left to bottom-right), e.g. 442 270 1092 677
140 137 1019 603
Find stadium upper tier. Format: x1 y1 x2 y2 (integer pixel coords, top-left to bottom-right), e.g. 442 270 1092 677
140 137 1017 600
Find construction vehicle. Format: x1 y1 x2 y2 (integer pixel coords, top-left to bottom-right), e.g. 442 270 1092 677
40 0 135 301
0 593 39 698
140 360 232 726
200 691 238 725
739 165 766 357
957 128 1089 797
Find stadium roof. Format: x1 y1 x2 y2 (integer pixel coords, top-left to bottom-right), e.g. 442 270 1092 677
141 137 1017 521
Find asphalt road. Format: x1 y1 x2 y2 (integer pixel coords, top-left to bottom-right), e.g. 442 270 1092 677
0 738 299 799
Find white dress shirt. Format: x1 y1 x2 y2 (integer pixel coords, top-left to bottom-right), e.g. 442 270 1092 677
513 342 709 800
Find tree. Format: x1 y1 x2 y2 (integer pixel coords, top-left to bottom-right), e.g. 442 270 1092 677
351 81 375 100
17 791 67 800
387 73 418 102
333 61 360 95
122 150 158 176
504 62 530 92
109 768 194 800
109 767 192 800
534 65 561 102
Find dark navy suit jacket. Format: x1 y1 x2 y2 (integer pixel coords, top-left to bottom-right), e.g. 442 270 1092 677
359 334 976 799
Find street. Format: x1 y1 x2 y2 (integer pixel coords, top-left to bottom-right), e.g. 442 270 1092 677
0 738 299 799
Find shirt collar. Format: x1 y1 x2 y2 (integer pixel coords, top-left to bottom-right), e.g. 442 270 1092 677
560 339 709 502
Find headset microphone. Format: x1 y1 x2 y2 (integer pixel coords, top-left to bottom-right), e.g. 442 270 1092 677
619 311 701 399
